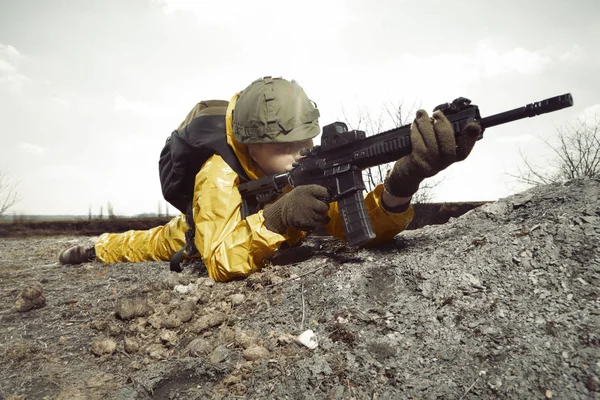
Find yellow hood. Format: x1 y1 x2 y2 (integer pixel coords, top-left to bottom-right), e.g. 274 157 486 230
226 93 264 181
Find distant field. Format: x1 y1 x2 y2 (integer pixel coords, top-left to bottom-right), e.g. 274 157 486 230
0 202 489 238
0 217 172 237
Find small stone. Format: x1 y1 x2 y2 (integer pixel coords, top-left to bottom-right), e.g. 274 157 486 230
130 361 142 370
277 333 296 345
190 312 226 333
581 216 599 224
545 389 552 398
586 375 599 392
513 194 533 208
147 343 168 360
161 314 182 329
91 338 117 356
186 338 213 357
162 272 189 290
221 327 236 343
223 372 243 386
468 320 481 329
131 318 147 333
90 320 108 331
159 330 178 346
230 293 245 306
106 322 122 337
175 308 193 323
124 337 139 353
155 291 172 304
147 312 165 329
562 351 569 359
487 376 502 390
210 345 229 364
468 275 481 287
116 298 153 320
179 300 197 312
21 284 43 300
567 293 573 301
174 283 196 294
235 330 256 349
58 336 68 345
242 345 269 361
15 283 46 312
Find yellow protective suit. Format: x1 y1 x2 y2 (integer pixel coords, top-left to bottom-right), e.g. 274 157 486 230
95 94 415 282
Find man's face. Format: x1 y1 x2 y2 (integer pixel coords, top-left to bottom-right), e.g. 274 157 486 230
247 139 314 175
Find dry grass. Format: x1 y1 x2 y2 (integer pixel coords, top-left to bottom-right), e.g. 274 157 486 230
0 217 172 238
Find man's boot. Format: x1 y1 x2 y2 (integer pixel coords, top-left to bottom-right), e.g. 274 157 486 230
58 245 96 265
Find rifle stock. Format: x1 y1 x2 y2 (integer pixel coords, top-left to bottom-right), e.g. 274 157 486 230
238 93 574 246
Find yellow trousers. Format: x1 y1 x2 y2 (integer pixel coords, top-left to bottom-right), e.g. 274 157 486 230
94 214 188 263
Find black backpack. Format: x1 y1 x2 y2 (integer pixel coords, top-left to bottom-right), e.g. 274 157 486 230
158 100 254 271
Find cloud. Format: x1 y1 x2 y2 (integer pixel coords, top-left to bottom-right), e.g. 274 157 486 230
17 143 45 155
580 104 600 120
0 43 32 93
52 96 70 107
494 134 535 144
475 40 552 77
40 164 89 179
333 39 557 109
0 58 17 73
397 40 553 85
559 45 584 62
156 0 351 21
114 95 151 115
0 43 21 67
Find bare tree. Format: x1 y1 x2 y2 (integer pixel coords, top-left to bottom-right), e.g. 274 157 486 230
157 200 163 218
107 202 116 219
99 205 104 219
511 115 600 186
88 205 92 221
340 99 441 203
411 178 444 204
0 170 19 217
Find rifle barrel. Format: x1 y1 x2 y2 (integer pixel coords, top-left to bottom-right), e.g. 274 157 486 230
479 93 573 129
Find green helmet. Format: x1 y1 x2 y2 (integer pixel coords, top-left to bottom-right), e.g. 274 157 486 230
232 76 320 144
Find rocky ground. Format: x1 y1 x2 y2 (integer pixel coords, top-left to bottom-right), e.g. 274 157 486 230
0 178 598 400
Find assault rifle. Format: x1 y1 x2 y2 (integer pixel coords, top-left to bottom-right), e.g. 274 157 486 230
238 93 574 246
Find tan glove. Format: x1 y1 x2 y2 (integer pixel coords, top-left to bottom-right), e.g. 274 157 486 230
263 185 330 234
384 110 481 198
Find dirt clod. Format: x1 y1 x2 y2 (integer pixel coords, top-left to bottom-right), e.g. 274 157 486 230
242 345 269 361
123 337 139 354
146 343 168 360
186 338 212 357
190 311 226 333
159 329 178 346
91 338 117 356
235 329 257 349
209 345 229 364
230 293 245 305
14 283 46 312
115 298 152 320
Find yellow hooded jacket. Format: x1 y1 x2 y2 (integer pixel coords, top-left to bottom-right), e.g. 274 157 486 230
95 94 414 281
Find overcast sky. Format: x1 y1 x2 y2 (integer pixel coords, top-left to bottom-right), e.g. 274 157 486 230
1 0 598 216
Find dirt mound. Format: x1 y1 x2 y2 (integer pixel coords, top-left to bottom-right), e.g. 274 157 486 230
0 178 598 399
